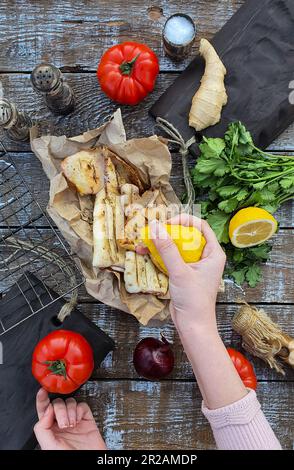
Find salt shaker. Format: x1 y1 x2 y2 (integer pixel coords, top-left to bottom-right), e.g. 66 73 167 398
0 98 32 141
30 63 75 115
163 14 196 60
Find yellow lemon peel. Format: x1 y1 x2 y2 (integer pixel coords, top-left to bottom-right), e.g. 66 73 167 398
140 224 206 275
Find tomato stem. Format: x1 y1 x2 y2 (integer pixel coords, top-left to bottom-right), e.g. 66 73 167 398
44 359 67 378
119 53 140 75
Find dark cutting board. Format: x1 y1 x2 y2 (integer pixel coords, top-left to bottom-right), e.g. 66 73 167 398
0 272 115 450
151 0 294 156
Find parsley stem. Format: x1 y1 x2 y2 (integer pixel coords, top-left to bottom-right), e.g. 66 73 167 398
234 157 293 167
251 145 294 159
278 193 294 204
231 167 294 183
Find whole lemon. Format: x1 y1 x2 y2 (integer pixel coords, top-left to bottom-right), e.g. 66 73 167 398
140 224 206 275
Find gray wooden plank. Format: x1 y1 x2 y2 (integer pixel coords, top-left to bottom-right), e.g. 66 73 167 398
0 0 244 72
77 302 294 382
3 151 294 228
0 72 176 152
1 72 294 152
0 226 293 303
76 380 294 449
77 229 294 303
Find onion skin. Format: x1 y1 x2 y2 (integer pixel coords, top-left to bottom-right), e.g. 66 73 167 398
133 336 175 380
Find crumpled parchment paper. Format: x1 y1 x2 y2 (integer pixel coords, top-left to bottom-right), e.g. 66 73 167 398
31 109 180 325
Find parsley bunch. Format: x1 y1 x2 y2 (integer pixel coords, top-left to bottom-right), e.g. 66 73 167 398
190 122 294 287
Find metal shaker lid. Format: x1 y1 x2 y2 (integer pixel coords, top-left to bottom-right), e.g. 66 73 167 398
0 98 13 126
30 63 61 92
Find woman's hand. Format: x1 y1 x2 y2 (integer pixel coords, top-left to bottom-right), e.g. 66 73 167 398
147 214 226 336
34 388 107 450
142 214 247 409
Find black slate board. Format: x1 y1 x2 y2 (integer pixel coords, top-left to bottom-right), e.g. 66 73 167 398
151 0 294 156
0 272 115 450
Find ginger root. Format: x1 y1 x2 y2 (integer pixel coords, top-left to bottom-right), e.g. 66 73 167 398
189 38 227 131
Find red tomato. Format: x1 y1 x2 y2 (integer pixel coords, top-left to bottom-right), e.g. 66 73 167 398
227 347 257 390
97 41 159 105
32 330 94 394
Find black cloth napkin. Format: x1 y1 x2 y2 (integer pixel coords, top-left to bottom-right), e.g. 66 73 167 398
0 272 115 450
151 0 294 156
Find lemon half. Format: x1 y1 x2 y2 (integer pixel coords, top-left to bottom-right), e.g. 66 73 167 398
140 224 206 275
229 207 277 248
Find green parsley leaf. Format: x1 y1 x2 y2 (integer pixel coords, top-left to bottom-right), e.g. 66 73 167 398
206 211 230 244
199 201 211 216
232 249 245 263
230 267 247 286
258 188 276 202
218 197 239 213
214 160 230 176
217 185 240 198
252 181 267 190
192 171 215 189
195 158 221 174
250 244 272 260
196 158 228 176
280 176 294 190
245 264 262 287
199 137 225 158
235 188 249 201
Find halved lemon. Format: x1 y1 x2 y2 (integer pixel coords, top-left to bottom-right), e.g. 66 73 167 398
229 207 277 248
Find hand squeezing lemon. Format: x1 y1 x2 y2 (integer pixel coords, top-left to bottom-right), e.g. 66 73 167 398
140 224 206 275
140 207 277 277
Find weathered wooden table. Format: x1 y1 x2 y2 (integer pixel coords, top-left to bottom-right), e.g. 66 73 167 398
0 0 293 450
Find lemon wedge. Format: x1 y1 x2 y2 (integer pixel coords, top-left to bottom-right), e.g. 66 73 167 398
229 207 277 248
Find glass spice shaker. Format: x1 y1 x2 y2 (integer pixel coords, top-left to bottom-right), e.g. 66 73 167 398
163 14 196 60
0 98 32 141
30 63 75 115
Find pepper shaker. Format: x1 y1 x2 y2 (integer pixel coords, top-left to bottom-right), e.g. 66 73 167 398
0 98 32 141
30 63 75 115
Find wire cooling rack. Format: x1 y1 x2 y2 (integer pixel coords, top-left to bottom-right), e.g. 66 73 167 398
0 141 83 336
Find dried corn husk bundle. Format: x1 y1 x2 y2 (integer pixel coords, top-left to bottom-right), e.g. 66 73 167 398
232 303 294 375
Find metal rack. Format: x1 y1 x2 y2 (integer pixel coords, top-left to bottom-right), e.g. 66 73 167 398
0 141 83 336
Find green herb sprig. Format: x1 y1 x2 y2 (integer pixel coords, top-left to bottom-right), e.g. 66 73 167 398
190 122 294 287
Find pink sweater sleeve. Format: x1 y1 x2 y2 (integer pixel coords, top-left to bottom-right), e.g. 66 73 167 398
202 389 282 450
